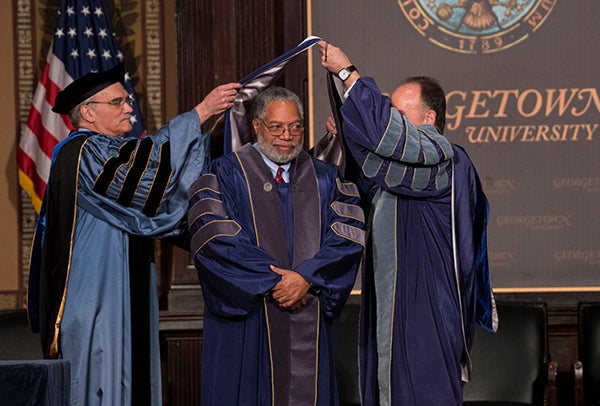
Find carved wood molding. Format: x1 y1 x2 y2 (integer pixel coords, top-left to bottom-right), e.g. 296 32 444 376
16 0 37 306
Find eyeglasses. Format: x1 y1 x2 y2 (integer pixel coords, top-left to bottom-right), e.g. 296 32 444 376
86 95 134 108
260 119 304 137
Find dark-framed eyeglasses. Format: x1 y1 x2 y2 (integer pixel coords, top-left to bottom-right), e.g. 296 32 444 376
86 95 135 108
260 119 304 137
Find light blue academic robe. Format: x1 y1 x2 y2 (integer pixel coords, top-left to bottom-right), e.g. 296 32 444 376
29 110 209 405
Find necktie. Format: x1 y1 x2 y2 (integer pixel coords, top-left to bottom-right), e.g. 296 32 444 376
274 167 285 183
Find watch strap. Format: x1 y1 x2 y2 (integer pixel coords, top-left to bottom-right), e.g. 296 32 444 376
337 65 357 80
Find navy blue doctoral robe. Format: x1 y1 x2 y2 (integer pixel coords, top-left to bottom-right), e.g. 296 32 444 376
339 77 496 406
188 145 365 405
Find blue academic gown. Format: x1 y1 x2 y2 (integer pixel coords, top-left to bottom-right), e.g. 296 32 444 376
28 110 209 405
187 145 365 405
340 77 496 406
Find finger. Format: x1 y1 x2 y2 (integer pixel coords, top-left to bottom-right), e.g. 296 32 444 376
282 294 297 304
290 298 305 311
270 265 286 275
224 83 242 93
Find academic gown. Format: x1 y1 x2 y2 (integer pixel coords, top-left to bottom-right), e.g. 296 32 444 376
187 145 365 405
28 110 209 405
339 77 496 406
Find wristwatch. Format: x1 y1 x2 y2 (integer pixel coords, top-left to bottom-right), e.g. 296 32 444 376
337 65 357 81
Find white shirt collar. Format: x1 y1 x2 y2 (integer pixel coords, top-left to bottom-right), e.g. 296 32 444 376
252 144 291 182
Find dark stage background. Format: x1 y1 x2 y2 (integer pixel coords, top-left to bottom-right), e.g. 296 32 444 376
309 0 600 290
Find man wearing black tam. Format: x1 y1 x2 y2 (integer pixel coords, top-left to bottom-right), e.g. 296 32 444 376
27 63 241 405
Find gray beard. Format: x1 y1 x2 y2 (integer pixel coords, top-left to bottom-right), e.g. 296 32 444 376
257 137 303 164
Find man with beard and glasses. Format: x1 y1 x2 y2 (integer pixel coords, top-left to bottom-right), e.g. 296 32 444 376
187 86 365 405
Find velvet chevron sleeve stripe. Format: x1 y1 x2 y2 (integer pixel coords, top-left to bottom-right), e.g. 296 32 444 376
91 137 176 216
435 160 451 190
362 108 455 191
191 220 242 255
191 220 242 254
188 173 241 253
189 198 228 224
330 190 365 247
143 142 172 217
330 178 366 245
331 201 365 223
93 139 137 194
363 152 385 179
188 173 220 199
335 178 360 198
331 222 365 246
117 137 154 206
374 109 404 157
341 77 457 196
376 109 453 163
188 174 227 225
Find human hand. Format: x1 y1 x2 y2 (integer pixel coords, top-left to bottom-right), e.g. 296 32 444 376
195 82 242 125
325 114 337 134
270 265 311 311
318 41 353 76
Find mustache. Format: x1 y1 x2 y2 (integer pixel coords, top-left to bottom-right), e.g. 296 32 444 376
273 141 298 147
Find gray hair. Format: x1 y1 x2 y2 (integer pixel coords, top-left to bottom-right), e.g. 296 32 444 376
250 86 304 120
69 92 97 128
68 103 85 128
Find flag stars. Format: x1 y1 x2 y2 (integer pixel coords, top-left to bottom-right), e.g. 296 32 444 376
124 72 131 82
24 0 146 194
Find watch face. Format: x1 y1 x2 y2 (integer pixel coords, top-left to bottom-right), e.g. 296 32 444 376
338 69 350 81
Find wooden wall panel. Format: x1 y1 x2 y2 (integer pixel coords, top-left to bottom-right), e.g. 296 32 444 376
174 0 308 115
175 0 216 113
163 332 202 405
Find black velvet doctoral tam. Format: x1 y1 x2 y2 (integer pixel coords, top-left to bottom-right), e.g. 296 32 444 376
52 63 125 114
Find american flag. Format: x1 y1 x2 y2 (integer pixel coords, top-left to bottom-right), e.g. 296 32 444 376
17 0 145 213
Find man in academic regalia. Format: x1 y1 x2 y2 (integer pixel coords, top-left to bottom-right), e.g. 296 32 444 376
27 63 240 405
318 41 497 406
188 86 365 405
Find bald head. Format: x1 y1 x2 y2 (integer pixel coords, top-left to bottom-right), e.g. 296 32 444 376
391 76 446 133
